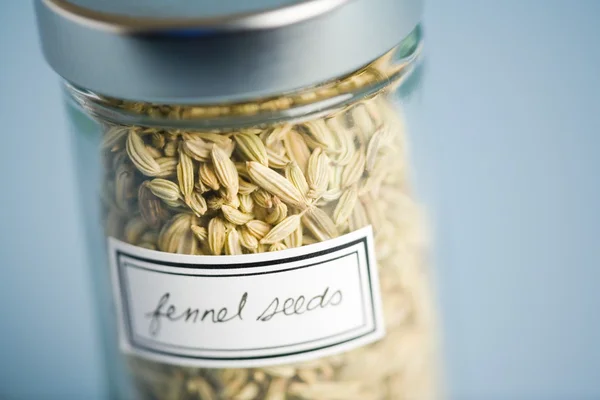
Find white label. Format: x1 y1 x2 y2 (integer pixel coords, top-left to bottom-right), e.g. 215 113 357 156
108 226 384 368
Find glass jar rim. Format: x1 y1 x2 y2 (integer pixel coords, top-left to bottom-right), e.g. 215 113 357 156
66 29 423 130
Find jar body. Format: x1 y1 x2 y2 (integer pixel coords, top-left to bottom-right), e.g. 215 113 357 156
67 27 439 400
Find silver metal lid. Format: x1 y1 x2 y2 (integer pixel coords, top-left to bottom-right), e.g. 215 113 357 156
35 0 423 104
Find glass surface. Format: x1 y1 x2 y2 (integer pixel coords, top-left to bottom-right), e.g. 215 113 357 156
67 27 440 400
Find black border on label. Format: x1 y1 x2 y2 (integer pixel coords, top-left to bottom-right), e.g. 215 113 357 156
115 235 378 361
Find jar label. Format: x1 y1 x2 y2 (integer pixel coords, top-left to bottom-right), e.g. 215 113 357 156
108 226 384 368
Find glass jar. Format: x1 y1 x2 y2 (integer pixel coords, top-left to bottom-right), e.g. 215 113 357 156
36 1 439 399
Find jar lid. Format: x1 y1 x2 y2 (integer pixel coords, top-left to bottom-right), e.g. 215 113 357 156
35 0 423 104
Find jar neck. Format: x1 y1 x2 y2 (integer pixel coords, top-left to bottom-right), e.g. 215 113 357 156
66 25 422 130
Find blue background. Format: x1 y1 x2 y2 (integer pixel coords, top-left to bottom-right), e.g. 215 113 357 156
1 1 599 399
